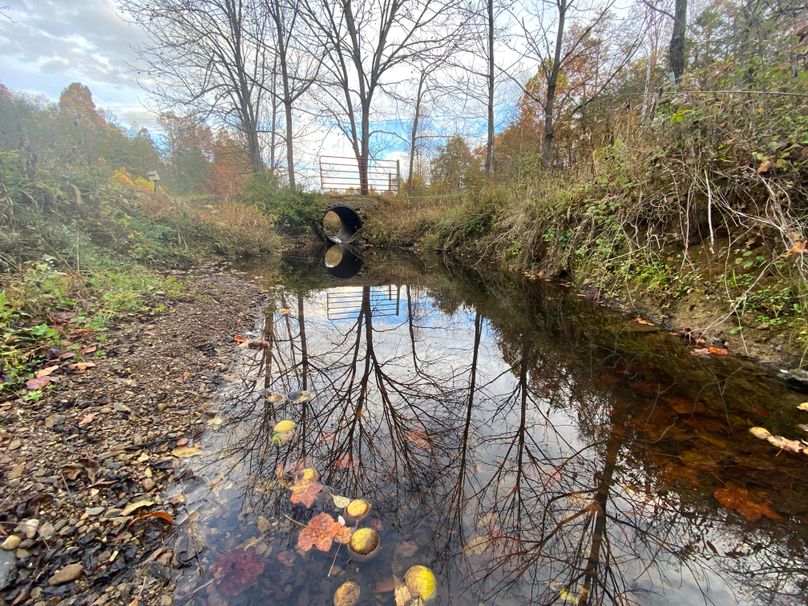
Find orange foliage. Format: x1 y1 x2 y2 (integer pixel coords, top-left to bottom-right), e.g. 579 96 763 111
208 131 252 199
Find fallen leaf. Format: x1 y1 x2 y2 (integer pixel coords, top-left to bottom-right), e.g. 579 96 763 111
757 159 772 174
785 241 808 257
207 416 224 427
714 486 780 522
332 494 351 508
289 480 324 508
122 499 155 516
26 376 51 390
394 583 412 606
172 446 203 458
247 339 269 349
333 454 358 470
797 402 808 412
407 429 431 449
70 361 96 371
35 365 60 379
78 413 97 427
707 346 728 356
129 511 175 526
50 311 77 324
634 316 654 326
232 335 247 343
766 434 805 453
79 345 97 354
748 426 771 440
278 308 290 315
277 550 295 566
296 512 352 552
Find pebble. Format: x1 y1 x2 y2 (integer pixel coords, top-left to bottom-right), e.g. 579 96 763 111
19 519 39 539
7 439 21 450
38 522 56 540
1 535 21 551
48 562 84 585
86 507 105 516
142 478 156 491
113 403 133 414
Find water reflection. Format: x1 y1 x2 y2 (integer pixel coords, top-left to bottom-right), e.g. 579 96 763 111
174 267 808 606
322 244 363 279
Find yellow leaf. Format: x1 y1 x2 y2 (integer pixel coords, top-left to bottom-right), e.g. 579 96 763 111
122 499 154 516
172 446 203 458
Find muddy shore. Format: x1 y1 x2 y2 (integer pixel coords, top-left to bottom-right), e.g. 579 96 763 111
0 272 264 606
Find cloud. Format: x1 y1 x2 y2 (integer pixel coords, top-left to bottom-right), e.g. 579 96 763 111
0 0 156 127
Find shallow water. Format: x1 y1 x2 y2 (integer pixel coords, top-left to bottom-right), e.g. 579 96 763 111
173 253 808 606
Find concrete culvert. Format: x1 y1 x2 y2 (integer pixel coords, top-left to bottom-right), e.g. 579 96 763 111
323 206 363 243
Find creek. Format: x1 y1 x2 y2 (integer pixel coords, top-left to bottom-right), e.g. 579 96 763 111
171 250 808 605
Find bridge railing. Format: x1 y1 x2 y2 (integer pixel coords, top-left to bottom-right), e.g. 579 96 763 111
319 156 400 195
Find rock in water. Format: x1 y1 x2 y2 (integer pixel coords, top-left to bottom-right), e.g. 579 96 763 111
48 563 84 586
1 535 21 551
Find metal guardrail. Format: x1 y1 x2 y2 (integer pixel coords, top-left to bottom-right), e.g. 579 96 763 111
319 155 400 194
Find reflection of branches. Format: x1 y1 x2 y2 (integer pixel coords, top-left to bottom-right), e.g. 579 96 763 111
188 274 808 606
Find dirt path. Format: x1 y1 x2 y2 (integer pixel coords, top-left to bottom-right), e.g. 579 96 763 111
0 272 264 606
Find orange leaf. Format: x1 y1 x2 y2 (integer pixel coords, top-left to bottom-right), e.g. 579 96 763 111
78 413 97 427
756 159 772 174
714 486 780 522
70 361 96 371
35 365 60 379
707 346 728 356
26 376 51 390
633 316 654 326
129 511 176 526
296 512 352 553
289 480 324 508
233 335 247 343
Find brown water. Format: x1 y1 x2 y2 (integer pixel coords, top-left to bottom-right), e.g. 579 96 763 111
171 253 808 606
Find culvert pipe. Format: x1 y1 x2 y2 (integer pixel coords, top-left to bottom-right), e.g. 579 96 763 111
323 206 363 244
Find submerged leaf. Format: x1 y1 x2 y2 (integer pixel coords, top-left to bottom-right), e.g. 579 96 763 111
288 389 312 403
290 480 324 508
748 426 772 440
172 446 203 458
297 512 352 552
332 494 351 509
333 580 361 606
714 486 780 522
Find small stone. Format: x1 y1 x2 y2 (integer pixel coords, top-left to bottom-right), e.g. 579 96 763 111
157 403 168 412
159 596 172 606
48 563 84 585
7 439 21 450
113 403 132 414
19 519 39 539
175 437 189 447
7 463 26 480
16 548 31 559
142 478 155 491
1 535 21 551
38 522 55 540
86 507 104 516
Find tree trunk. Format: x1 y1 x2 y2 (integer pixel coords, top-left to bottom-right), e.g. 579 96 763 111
408 73 425 190
484 0 495 178
359 101 371 195
669 0 687 83
542 0 566 169
284 99 296 189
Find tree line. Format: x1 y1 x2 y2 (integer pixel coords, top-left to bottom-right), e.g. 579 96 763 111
118 0 805 195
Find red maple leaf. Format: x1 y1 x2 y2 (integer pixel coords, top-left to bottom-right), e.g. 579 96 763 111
289 480 324 508
296 512 352 553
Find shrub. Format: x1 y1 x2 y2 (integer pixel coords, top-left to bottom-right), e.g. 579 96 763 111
243 172 323 234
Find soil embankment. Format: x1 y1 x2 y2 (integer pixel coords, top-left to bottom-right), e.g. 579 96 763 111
0 271 264 605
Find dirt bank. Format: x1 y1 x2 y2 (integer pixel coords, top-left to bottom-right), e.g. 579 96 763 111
0 271 264 606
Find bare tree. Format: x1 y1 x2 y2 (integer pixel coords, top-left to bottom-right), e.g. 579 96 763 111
260 0 320 188
513 0 645 168
121 0 269 172
299 0 463 195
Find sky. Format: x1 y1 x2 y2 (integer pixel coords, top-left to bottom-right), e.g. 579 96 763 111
0 0 165 128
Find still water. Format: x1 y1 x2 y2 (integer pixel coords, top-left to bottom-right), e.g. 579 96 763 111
172 253 808 605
